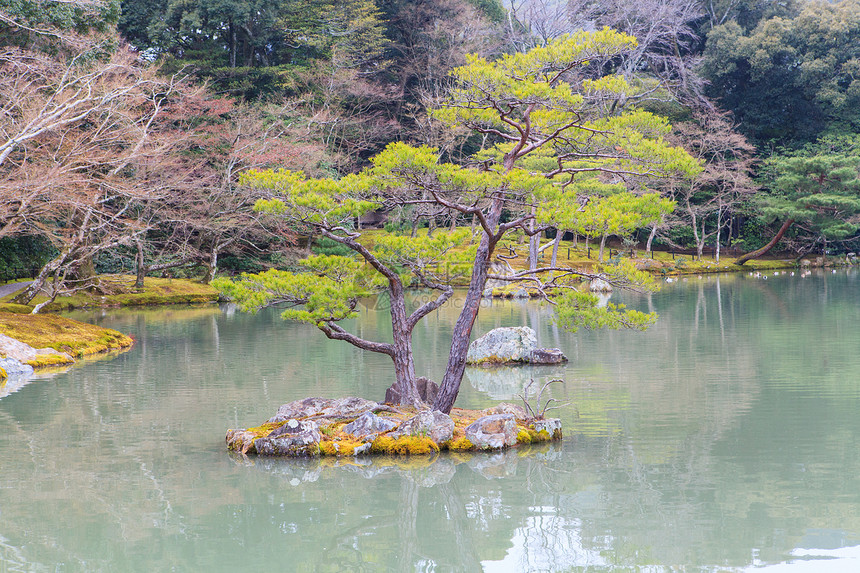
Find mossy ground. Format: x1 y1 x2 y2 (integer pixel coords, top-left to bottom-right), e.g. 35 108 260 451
0 275 219 313
0 312 133 367
229 405 559 457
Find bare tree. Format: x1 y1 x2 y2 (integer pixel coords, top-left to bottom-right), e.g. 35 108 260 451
2 47 189 308
666 110 758 260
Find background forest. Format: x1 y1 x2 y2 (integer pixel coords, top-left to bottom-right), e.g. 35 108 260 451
1 0 859 296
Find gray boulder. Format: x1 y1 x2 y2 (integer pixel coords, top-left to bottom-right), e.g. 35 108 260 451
255 418 321 456
0 357 34 377
225 429 259 455
466 326 567 366
465 414 518 450
0 334 72 366
466 326 537 365
392 410 454 444
268 397 378 423
342 412 399 438
530 418 563 440
383 376 438 405
529 348 568 365
481 402 528 419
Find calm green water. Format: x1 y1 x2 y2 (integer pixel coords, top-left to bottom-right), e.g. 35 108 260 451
2 270 860 572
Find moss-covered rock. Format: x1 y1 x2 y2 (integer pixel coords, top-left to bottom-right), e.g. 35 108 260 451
226 398 562 457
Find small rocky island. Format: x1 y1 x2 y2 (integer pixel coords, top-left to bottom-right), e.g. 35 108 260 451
226 397 563 457
227 326 567 457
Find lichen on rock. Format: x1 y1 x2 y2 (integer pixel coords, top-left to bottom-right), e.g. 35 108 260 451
465 326 567 366
226 396 562 458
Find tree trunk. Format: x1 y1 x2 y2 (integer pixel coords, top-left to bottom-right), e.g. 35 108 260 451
527 205 538 272
71 256 96 282
12 254 67 305
736 219 795 265
203 247 218 284
715 232 721 263
229 23 237 68
135 239 146 288
646 225 657 252
434 198 503 413
598 233 607 262
31 268 65 314
715 207 722 263
390 288 419 404
549 231 562 280
696 219 705 260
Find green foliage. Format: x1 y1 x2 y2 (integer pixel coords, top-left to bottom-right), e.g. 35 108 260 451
124 0 388 75
311 237 354 257
550 192 675 240
758 145 860 244
212 255 373 324
0 236 54 281
1 0 120 40
554 290 657 332
467 0 505 23
702 0 860 145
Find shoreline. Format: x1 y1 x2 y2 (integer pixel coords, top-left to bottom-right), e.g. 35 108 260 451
1 260 852 379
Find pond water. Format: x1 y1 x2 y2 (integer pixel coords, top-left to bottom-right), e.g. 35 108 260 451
2 269 860 571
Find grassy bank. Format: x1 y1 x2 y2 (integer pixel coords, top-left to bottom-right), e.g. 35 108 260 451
0 312 133 368
0 275 219 314
0 275 216 371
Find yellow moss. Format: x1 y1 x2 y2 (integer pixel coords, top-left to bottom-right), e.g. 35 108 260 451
244 421 286 439
319 441 338 456
25 353 74 368
370 436 395 454
535 429 552 442
320 439 364 456
370 435 439 455
3 275 220 312
447 437 474 451
516 429 532 444
0 366 5 381
0 312 132 362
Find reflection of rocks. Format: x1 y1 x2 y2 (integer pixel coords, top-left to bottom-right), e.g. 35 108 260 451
468 449 520 479
466 365 566 400
404 458 457 487
238 444 564 486
466 326 567 366
465 414 518 450
242 455 323 484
